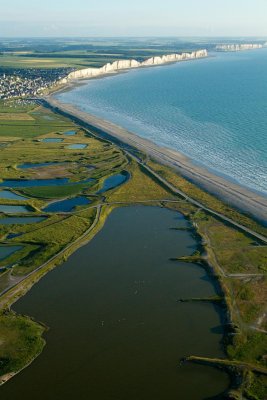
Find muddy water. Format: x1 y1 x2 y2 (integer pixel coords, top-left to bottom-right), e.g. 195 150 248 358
1 206 230 399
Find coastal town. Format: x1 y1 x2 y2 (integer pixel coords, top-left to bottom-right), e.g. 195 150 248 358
0 68 71 99
1 42 266 100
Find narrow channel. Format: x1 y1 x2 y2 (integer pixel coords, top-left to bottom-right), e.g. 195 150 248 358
1 206 230 399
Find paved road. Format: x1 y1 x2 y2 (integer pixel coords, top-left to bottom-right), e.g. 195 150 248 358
38 97 267 245
126 151 267 245
0 205 102 303
41 96 267 225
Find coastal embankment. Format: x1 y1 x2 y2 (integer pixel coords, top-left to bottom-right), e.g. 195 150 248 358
43 96 267 227
60 49 208 82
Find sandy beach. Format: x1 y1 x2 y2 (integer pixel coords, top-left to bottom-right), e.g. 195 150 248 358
44 95 267 225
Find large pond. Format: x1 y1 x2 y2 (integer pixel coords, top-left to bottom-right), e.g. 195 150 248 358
17 162 65 169
0 245 22 261
1 206 229 399
98 172 130 194
0 217 46 225
0 190 28 201
42 196 91 213
0 205 31 214
0 177 94 188
66 143 87 149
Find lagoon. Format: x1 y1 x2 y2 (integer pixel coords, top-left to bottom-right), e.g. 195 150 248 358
1 207 229 400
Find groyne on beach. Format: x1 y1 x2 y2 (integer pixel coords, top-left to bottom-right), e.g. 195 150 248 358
61 49 208 82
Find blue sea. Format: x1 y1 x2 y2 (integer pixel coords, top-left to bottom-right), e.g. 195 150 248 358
56 49 267 197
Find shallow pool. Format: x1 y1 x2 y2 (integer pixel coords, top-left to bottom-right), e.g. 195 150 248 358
97 172 129 194
18 162 64 169
0 190 28 201
0 177 94 188
67 144 87 149
0 217 46 225
63 130 77 136
42 138 63 143
0 245 22 261
0 205 31 213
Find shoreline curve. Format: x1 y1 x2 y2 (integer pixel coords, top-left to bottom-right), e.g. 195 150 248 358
42 95 267 226
60 49 208 82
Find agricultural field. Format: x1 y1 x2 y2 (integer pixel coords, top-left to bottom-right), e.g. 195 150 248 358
0 100 129 275
0 37 213 69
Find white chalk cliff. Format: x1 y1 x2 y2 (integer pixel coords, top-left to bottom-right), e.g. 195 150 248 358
62 50 208 82
216 44 263 52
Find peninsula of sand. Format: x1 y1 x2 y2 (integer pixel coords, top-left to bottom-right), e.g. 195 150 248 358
61 49 208 82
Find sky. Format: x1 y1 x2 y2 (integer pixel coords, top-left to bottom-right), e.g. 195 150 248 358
1 0 267 37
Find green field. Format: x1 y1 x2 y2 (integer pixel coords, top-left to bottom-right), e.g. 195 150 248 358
0 37 208 69
0 101 74 138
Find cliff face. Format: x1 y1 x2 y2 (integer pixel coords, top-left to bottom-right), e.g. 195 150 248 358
216 44 263 52
65 49 208 81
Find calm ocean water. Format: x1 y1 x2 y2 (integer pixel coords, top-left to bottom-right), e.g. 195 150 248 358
56 49 267 196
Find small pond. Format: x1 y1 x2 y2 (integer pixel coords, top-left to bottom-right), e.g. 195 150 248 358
97 172 129 194
0 190 28 201
18 162 65 169
0 205 31 214
0 177 94 188
63 130 77 136
67 144 87 149
0 245 22 261
0 217 46 225
43 196 91 213
6 233 22 239
42 116 55 121
42 138 63 143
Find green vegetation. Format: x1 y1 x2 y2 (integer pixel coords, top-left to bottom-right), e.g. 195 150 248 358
11 212 96 276
0 100 266 398
147 160 267 237
0 310 45 382
0 38 200 69
22 183 94 199
0 100 36 114
0 102 74 139
106 163 174 202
